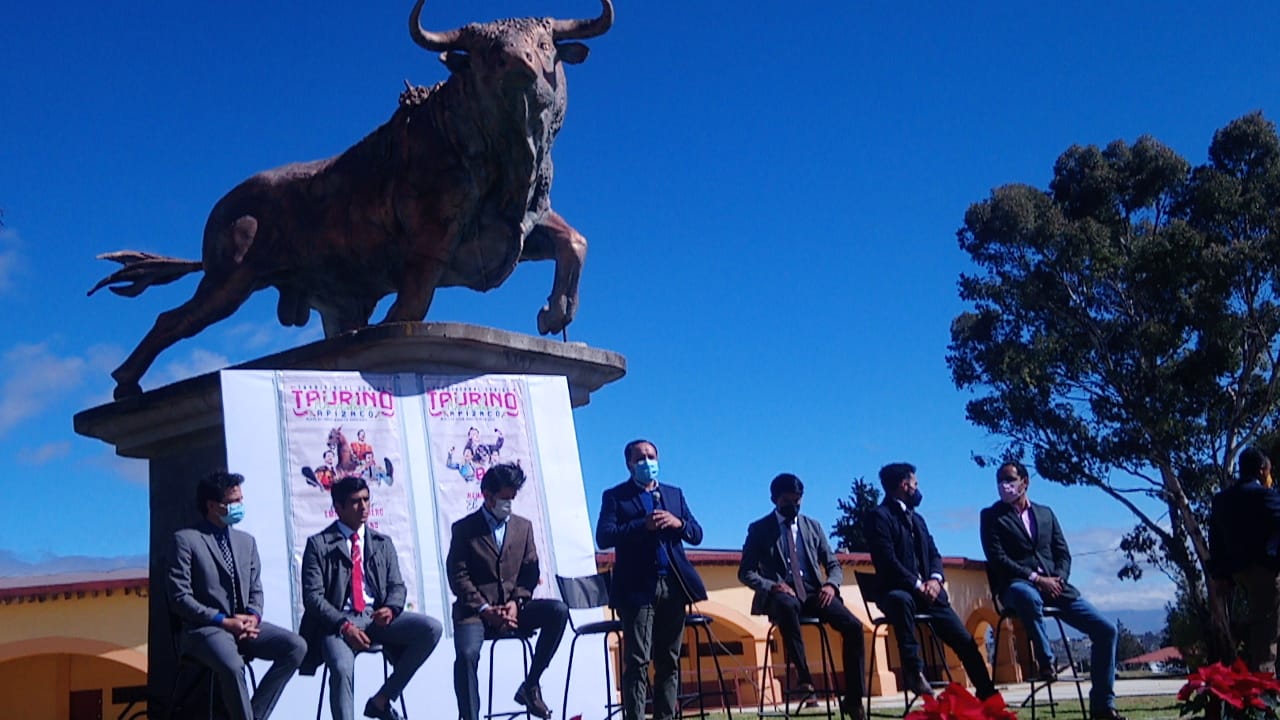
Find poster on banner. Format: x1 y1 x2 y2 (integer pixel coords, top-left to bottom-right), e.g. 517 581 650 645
421 375 558 604
278 372 423 626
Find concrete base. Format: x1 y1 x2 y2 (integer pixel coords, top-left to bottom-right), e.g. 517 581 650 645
72 321 626 715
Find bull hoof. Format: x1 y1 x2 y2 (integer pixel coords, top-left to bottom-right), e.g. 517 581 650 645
113 381 143 400
537 303 568 336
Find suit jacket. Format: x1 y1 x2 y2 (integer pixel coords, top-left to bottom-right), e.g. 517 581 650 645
447 509 538 624
596 480 708 608
299 521 406 675
865 500 948 604
1210 481 1280 579
738 512 843 615
979 500 1079 602
167 522 263 635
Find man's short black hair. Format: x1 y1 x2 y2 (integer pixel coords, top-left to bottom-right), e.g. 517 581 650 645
1240 447 1271 481
624 438 657 464
878 462 917 493
481 463 526 495
196 470 244 513
770 473 804 500
331 475 369 508
998 461 1029 481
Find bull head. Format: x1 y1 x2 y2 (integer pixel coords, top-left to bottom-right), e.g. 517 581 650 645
408 0 613 76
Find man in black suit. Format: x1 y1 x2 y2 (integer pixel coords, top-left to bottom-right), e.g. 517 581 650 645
1210 447 1280 672
738 473 865 720
980 461 1123 720
301 475 444 720
865 463 996 700
167 470 306 720
596 439 707 720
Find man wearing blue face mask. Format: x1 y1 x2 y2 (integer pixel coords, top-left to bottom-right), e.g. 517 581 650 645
167 470 306 720
447 463 568 720
866 463 997 702
981 461 1124 720
597 439 707 720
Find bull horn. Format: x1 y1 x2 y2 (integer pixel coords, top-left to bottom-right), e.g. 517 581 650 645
408 0 463 52
551 0 614 40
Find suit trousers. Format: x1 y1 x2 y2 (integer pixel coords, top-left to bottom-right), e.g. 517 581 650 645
182 621 306 720
764 591 866 703
878 590 995 698
319 609 444 720
452 598 571 720
618 576 687 720
1234 565 1280 674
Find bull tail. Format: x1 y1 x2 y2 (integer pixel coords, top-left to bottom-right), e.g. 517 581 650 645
87 251 203 297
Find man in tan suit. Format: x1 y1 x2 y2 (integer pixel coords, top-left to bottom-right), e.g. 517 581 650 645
447 463 568 720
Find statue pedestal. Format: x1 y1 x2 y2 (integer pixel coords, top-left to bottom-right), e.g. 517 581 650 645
73 321 626 711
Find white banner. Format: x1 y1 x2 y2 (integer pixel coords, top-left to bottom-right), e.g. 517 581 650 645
222 370 604 720
420 376 558 608
277 372 423 625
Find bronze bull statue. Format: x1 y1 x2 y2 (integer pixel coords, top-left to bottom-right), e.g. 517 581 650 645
89 0 613 399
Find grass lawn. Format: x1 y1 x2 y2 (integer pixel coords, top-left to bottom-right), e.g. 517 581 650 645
686 695 1184 720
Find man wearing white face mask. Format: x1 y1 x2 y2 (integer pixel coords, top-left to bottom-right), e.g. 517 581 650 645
597 439 707 720
980 461 1124 720
167 470 306 720
447 463 568 720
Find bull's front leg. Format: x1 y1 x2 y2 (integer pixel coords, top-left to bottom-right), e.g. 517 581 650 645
523 209 586 336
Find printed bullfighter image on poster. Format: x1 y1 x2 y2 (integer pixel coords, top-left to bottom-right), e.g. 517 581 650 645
279 371 423 626
421 375 558 604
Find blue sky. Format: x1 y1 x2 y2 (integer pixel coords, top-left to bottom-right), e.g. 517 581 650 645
3 1 1279 617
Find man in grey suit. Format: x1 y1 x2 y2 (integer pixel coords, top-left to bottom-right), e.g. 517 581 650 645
738 473 866 720
167 470 306 720
301 475 443 720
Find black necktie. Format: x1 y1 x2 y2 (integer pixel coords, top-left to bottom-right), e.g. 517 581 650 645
906 509 927 574
785 520 807 602
216 531 242 612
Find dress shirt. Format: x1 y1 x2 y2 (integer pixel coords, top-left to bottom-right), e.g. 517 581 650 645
336 521 376 611
893 498 944 590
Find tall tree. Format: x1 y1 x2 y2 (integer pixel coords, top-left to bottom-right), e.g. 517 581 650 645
947 112 1280 661
830 476 882 552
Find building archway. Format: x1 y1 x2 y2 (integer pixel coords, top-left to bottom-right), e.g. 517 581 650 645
0 637 148 720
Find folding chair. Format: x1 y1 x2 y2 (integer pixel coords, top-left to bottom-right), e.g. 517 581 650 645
557 572 625 720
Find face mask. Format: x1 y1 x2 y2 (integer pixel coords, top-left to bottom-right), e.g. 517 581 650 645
490 498 513 521
221 502 245 525
998 482 1024 504
631 459 659 485
903 489 923 509
777 503 799 520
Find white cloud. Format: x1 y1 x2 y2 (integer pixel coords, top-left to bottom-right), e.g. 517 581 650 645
82 451 148 486
151 347 231 388
0 343 88 436
1061 525 1176 611
18 442 71 465
0 549 147 578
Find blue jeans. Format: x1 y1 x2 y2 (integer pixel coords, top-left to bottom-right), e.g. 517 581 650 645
1001 581 1117 713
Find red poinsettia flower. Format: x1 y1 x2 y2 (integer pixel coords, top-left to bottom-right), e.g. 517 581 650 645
906 682 1014 720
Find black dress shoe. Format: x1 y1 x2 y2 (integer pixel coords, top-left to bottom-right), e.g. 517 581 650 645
363 697 404 720
1092 709 1128 720
515 683 553 719
841 697 866 720
905 672 935 697
794 682 818 708
1035 666 1058 683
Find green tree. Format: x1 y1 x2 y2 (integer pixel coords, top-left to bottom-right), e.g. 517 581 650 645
947 111 1280 662
1116 620 1146 663
830 476 882 552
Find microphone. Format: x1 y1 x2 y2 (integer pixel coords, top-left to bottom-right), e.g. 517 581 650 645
651 488 663 510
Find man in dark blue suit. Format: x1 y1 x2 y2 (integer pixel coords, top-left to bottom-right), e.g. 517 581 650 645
865 463 996 700
1210 447 1280 672
596 439 707 720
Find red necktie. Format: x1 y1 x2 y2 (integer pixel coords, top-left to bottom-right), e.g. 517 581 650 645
351 533 366 613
